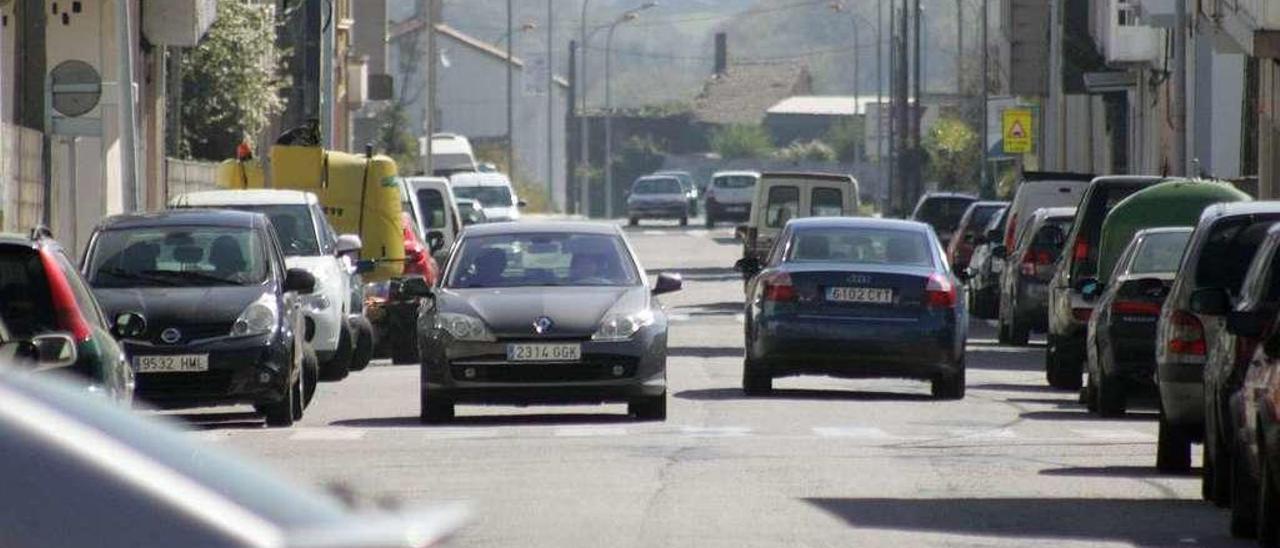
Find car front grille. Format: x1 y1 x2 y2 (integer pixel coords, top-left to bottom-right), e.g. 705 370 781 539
137 370 234 398
148 322 234 344
450 357 639 383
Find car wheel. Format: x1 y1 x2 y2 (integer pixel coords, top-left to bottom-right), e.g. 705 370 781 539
262 373 300 428
1156 414 1192 473
419 389 454 424
1205 415 1233 506
301 344 319 408
319 324 353 382
1259 449 1280 545
1047 345 1083 390
1009 318 1030 346
391 322 419 365
997 316 1011 345
629 217 639 227
1084 370 1099 413
931 359 966 400
1095 372 1126 417
1231 436 1260 538
742 358 772 396
629 393 667 421
347 315 375 372
705 214 715 229
679 215 689 227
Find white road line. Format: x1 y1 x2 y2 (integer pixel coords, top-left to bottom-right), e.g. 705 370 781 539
680 426 751 437
289 427 367 441
687 229 708 238
643 230 665 236
947 428 1018 439
554 426 629 437
422 428 502 440
812 426 896 439
1070 428 1155 441
667 314 691 323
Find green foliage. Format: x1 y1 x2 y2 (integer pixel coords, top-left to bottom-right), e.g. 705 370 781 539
775 140 836 163
177 1 286 160
710 124 773 160
618 135 666 175
826 118 865 163
924 117 982 193
375 102 420 175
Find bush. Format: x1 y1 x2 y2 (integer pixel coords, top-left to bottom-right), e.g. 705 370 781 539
775 140 836 163
710 124 773 159
826 118 865 163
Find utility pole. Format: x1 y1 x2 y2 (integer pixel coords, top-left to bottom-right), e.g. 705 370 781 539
888 3 898 214
1172 0 1187 176
896 2 910 216
579 0 594 217
877 0 885 207
547 0 555 209
115 0 141 211
568 40 579 214
425 0 438 175
506 0 515 178
980 0 991 197
956 0 963 96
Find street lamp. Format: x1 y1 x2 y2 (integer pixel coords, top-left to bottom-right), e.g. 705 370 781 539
603 2 657 219
830 2 884 205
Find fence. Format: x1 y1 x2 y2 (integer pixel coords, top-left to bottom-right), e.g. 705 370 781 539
0 124 46 233
165 158 221 202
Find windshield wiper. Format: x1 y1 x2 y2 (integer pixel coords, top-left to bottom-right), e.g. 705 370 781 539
141 270 246 286
95 268 179 286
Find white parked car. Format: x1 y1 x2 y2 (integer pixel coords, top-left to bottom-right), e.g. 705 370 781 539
449 172 525 223
170 190 371 381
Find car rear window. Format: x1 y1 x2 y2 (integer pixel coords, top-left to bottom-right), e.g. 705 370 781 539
786 228 932 267
1070 183 1150 280
811 187 844 217
765 186 800 228
1030 218 1073 253
0 246 56 339
1126 231 1191 275
1196 219 1277 293
714 176 756 189
915 197 976 233
416 189 448 229
963 205 1002 237
632 178 682 195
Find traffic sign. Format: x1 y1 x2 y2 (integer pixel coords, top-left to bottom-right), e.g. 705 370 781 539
1002 109 1033 154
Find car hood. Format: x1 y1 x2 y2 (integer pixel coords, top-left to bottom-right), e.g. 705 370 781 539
93 285 270 328
482 206 517 221
439 286 647 338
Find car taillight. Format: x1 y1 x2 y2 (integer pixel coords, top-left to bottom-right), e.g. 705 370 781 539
39 250 91 342
1019 249 1053 277
1004 214 1018 249
762 272 796 302
925 273 957 308
1072 308 1093 322
1168 310 1206 356
1073 238 1089 262
1111 300 1161 316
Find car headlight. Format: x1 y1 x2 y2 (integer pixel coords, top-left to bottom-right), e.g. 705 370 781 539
232 293 279 337
592 308 655 341
435 313 495 342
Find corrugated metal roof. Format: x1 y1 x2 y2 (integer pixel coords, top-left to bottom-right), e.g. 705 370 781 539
766 96 869 116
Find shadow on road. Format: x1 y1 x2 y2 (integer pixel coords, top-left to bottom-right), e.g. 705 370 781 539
805 497 1235 547
711 236 740 246
668 346 743 359
169 411 264 430
1040 465 1202 478
1019 409 1159 422
331 412 634 429
965 348 1047 372
1003 397 1080 408
674 300 743 316
676 387 934 402
970 382 1071 394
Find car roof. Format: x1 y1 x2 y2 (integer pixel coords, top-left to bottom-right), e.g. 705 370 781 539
970 201 1008 208
0 233 36 247
761 172 855 183
920 192 978 200
461 221 622 237
1022 171 1095 182
450 172 511 187
1201 200 1280 221
1135 226 1195 237
173 189 315 207
97 209 264 230
785 216 930 232
1031 206 1077 220
634 175 682 184
712 170 760 178
1089 175 1166 185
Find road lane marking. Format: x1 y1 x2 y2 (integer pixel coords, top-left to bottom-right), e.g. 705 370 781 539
687 229 708 238
554 426 629 437
643 230 665 236
289 427 367 441
421 428 502 439
1070 428 1155 441
812 426 895 439
680 426 751 437
947 428 1018 439
667 314 691 323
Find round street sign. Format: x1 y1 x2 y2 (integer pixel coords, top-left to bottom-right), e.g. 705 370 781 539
50 60 102 118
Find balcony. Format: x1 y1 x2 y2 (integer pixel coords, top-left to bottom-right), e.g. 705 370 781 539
1094 1 1162 66
1207 0 1280 57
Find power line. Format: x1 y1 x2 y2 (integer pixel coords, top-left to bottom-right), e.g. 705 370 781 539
441 0 834 33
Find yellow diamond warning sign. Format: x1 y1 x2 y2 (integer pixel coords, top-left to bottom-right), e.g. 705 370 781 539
1002 108 1033 154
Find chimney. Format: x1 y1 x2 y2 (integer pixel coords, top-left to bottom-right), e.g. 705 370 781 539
714 33 727 76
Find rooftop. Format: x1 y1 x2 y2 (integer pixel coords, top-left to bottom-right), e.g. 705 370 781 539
692 64 812 126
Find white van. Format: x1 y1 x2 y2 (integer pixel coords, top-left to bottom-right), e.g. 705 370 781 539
401 177 463 265
421 133 478 177
1001 172 1094 250
739 172 861 265
449 171 525 223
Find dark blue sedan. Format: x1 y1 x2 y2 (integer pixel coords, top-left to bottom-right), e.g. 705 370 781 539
736 217 968 399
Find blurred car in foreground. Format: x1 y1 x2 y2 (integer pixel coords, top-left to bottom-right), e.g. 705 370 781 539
411 222 683 422
1084 227 1191 417
737 217 967 399
1238 273 1280 544
910 192 977 248
0 228 133 403
0 367 465 547
997 207 1074 345
947 201 1007 274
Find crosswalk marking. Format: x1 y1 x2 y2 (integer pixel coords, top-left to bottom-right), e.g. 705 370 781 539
1070 428 1155 441
813 426 895 439
289 427 367 441
681 426 751 437
421 428 502 439
643 230 665 236
554 426 629 437
948 428 1018 439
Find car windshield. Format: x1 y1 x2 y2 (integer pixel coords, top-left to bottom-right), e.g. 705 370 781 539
88 226 269 288
632 178 683 195
218 205 318 256
715 176 756 189
453 186 513 207
1128 231 1192 274
447 233 639 288
916 198 976 233
786 228 933 267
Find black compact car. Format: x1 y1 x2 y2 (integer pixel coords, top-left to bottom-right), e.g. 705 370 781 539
737 217 967 399
410 222 683 422
0 228 132 403
83 210 317 427
910 192 978 248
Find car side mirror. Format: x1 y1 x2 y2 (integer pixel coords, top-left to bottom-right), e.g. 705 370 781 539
734 257 762 277
398 276 434 298
652 273 683 296
1189 287 1231 316
426 231 446 253
517 200 528 208
30 333 77 369
354 259 377 275
1078 278 1103 302
991 245 1008 260
284 268 317 295
335 234 363 256
112 312 147 339
1227 310 1266 339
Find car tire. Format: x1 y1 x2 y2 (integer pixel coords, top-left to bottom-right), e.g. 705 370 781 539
932 359 966 400
1259 450 1280 546
629 393 667 421
705 214 715 228
997 317 1011 345
262 371 301 428
301 344 319 408
1095 372 1126 417
1156 414 1192 473
1230 436 1260 538
348 316 375 372
1084 371 1099 413
679 215 689 227
1206 419 1233 506
1008 318 1030 346
319 325 353 382
1047 345 1083 390
391 322 419 365
742 358 772 396
629 217 639 227
419 389 454 424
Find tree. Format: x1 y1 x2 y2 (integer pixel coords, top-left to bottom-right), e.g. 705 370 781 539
710 124 773 159
177 1 286 160
924 117 982 192
825 118 865 163
375 102 420 175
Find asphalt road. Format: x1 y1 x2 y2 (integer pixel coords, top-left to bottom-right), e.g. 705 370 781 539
174 219 1248 547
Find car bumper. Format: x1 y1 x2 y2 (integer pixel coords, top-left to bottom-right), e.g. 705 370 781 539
628 204 687 218
1014 281 1050 329
304 307 343 355
1159 361 1205 427
706 200 751 220
126 334 292 408
420 328 668 404
752 315 963 380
